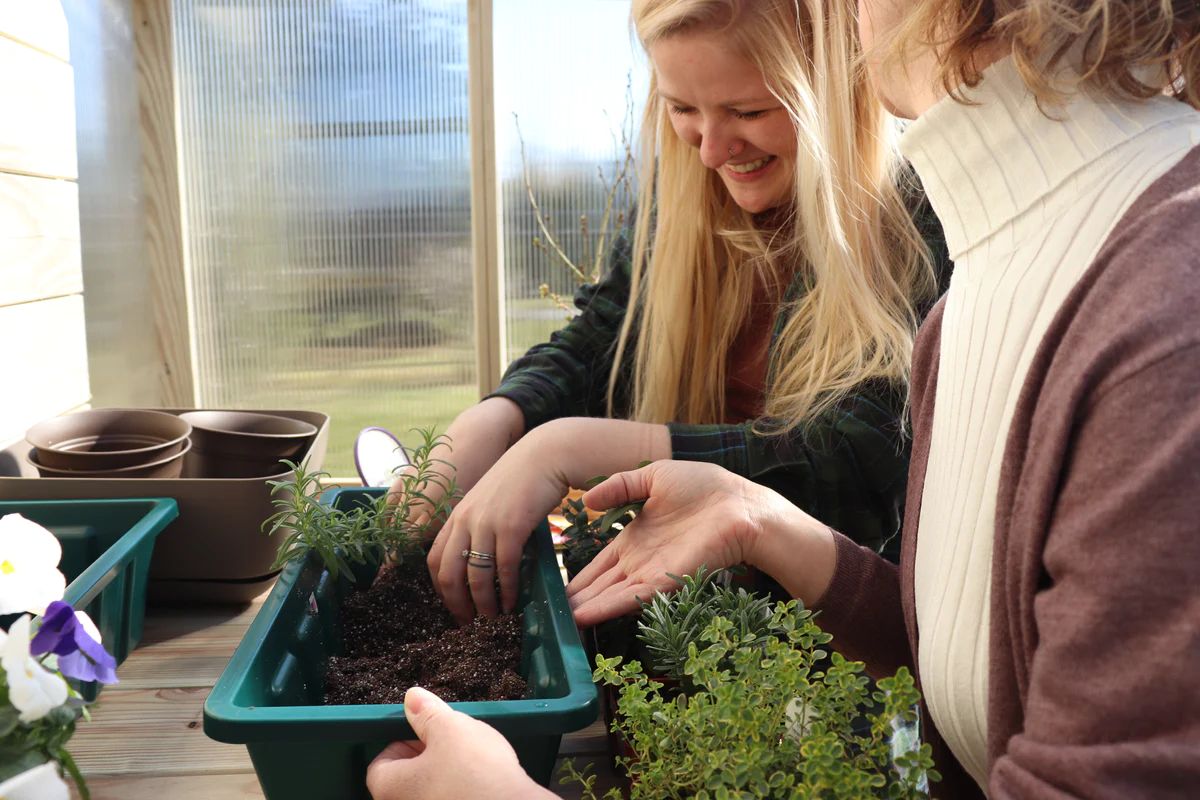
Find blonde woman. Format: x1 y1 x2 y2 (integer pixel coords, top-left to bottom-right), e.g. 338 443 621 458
403 0 948 623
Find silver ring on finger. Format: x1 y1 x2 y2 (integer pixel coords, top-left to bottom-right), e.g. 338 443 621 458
462 548 495 568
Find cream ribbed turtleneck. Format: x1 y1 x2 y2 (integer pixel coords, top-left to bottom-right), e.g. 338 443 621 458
900 58 1200 791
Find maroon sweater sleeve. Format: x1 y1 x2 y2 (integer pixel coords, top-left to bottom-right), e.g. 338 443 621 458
992 341 1200 797
811 533 911 679
985 165 1200 800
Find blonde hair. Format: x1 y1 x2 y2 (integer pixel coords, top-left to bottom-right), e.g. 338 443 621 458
893 0 1200 109
611 0 935 431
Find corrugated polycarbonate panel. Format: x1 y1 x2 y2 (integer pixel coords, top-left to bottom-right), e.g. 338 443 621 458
495 0 647 364
173 0 475 475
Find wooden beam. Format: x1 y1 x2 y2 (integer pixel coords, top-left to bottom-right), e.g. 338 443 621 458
468 0 505 396
0 35 77 179
0 172 81 308
0 295 91 446
134 0 196 407
0 1 69 60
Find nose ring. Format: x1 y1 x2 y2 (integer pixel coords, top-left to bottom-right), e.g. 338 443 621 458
728 143 739 156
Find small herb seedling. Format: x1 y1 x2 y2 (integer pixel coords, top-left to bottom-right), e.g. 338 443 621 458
264 428 455 581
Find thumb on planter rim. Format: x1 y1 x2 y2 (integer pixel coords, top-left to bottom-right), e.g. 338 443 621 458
404 685 451 743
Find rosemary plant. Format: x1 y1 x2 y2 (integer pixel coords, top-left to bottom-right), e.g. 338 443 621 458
263 429 454 581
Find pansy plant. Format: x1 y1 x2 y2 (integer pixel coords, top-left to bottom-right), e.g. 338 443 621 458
0 514 66 616
0 514 119 800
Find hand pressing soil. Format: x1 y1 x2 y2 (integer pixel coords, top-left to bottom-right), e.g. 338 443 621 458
324 560 527 705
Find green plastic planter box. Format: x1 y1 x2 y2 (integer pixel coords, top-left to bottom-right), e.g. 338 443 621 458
204 487 598 800
0 498 179 698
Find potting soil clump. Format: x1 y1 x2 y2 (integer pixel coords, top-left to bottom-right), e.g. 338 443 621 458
324 559 527 704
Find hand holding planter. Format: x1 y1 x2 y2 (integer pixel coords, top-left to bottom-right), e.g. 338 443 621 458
365 687 554 800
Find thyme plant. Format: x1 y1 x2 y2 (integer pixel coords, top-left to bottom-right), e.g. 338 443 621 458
564 599 939 799
264 429 454 581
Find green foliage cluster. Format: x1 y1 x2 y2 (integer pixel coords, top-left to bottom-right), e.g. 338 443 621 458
0 683 87 799
264 429 454 580
637 567 783 682
565 598 938 799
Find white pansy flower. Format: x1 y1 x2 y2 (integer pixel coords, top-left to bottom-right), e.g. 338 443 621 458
0 616 68 723
0 514 65 615
0 762 70 800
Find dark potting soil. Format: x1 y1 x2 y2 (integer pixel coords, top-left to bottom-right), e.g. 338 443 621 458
324 559 527 705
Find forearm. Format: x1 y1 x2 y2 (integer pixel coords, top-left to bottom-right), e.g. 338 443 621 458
529 417 672 490
441 397 526 488
743 502 837 608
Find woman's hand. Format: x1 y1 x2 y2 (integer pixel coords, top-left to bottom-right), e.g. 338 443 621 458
427 423 572 622
566 461 837 627
365 686 552 800
427 417 671 625
387 397 524 533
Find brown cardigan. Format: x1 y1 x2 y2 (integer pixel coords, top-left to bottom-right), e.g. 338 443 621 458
814 147 1200 798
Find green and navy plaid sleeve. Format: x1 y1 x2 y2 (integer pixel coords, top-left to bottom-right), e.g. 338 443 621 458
486 229 633 431
669 381 909 560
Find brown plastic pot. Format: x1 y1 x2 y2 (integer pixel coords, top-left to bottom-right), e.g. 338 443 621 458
0 408 330 604
28 439 191 479
27 408 191 470
179 411 318 478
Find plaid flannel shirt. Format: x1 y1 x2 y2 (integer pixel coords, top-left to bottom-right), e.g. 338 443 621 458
489 196 950 562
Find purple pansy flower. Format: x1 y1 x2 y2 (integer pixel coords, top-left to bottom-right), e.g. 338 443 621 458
30 600 118 685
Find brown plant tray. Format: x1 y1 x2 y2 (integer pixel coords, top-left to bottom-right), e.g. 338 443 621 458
0 408 330 605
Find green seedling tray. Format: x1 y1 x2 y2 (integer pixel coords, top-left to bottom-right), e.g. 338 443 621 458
204 487 598 799
0 498 179 699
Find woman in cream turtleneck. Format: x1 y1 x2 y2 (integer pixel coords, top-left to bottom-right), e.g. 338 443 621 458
365 2 1200 798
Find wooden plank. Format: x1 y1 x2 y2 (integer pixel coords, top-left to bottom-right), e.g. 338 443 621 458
70 687 255 776
0 35 76 179
559 718 610 756
74 772 264 800
0 172 80 307
0 295 90 446
0 0 69 61
72 759 617 799
134 0 195 406
117 600 264 689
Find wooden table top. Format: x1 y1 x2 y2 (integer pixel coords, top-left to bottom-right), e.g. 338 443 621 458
68 592 623 799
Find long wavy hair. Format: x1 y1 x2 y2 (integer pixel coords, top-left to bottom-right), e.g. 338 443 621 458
611 0 936 432
890 0 1199 110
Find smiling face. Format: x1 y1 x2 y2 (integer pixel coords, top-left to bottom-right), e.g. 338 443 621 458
649 30 797 214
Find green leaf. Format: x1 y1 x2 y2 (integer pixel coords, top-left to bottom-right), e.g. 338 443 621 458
0 704 19 737
0 749 48 784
